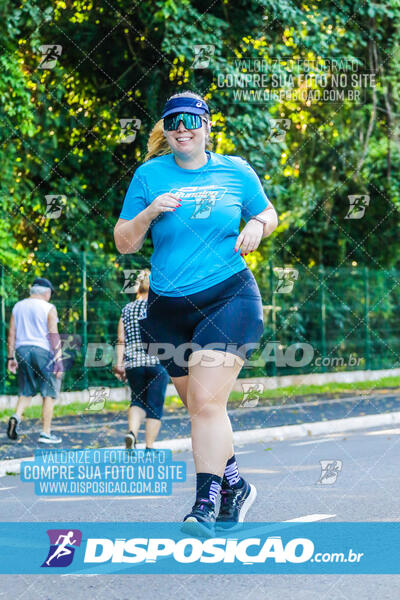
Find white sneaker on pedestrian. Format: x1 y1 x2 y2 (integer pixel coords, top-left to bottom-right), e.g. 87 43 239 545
38 432 62 444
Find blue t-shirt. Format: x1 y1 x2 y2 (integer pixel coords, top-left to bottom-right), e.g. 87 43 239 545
119 151 270 297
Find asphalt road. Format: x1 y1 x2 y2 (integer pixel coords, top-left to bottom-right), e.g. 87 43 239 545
1 392 400 460
1 423 400 599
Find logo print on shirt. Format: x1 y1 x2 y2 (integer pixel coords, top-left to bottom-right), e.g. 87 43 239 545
170 186 226 220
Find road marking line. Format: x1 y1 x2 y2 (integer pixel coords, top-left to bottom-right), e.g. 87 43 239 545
292 439 340 446
285 513 336 522
364 428 400 436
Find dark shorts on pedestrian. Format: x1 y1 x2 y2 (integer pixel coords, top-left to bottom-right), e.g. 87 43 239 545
125 364 169 420
15 345 58 398
138 267 264 378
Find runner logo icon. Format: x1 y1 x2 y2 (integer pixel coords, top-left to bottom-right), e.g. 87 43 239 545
41 529 82 567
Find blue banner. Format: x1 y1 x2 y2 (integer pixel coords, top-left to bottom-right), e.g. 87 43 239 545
20 449 186 496
0 522 399 574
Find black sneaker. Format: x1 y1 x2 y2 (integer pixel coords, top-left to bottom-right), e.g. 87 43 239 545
7 417 18 440
181 499 216 538
216 481 257 530
125 432 137 449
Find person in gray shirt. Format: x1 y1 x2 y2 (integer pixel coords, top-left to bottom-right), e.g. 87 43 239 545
6 277 63 444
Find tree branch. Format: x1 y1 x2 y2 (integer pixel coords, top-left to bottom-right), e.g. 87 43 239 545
354 39 377 176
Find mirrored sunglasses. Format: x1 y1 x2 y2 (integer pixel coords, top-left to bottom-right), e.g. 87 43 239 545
163 113 206 131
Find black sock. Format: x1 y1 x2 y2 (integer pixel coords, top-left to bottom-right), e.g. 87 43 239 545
196 473 222 506
222 455 244 489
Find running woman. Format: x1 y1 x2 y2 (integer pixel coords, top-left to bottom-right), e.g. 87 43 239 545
114 269 169 450
114 91 278 536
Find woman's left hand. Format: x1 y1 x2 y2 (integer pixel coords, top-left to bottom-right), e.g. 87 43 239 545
234 219 264 256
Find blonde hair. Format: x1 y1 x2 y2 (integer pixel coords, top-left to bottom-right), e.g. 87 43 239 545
145 91 212 161
136 269 150 295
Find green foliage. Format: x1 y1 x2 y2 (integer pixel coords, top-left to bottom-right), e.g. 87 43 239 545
1 0 399 269
1 0 400 389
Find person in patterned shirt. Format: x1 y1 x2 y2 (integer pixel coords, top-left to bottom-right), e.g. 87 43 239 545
114 269 169 449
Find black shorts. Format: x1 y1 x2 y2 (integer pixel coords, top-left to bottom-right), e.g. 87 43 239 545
125 364 169 420
138 267 264 377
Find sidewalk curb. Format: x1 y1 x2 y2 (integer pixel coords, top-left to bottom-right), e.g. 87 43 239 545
2 367 399 409
0 456 34 478
2 410 400 477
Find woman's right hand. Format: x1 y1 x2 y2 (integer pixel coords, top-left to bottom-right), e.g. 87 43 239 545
148 193 182 218
114 365 126 382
